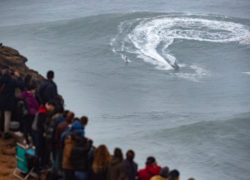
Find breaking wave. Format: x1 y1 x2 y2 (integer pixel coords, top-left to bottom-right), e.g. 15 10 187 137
111 15 250 80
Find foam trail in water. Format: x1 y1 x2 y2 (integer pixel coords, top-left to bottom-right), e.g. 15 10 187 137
111 15 250 80
242 72 250 75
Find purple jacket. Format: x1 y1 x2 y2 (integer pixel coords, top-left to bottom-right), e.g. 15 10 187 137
21 91 39 115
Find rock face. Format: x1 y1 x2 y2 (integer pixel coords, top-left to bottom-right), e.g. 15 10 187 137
0 45 44 81
0 45 46 180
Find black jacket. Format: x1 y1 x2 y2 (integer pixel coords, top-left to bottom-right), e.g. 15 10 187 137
39 79 57 104
91 168 108 180
0 74 22 111
71 136 92 171
123 159 138 180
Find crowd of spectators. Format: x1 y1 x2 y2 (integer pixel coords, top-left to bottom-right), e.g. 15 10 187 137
0 68 195 180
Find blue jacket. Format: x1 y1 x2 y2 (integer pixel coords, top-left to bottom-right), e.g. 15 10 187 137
61 120 85 143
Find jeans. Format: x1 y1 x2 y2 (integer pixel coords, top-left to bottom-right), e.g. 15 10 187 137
75 171 88 180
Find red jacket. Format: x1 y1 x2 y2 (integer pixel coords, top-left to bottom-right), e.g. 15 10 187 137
138 165 161 180
36 104 48 133
38 104 48 115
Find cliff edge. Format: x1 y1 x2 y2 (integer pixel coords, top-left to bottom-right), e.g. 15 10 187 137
0 45 44 81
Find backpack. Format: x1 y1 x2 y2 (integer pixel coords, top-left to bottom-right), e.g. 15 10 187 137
71 136 92 170
44 118 57 145
16 98 29 117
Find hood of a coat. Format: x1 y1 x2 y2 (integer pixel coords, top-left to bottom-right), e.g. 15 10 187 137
70 120 85 136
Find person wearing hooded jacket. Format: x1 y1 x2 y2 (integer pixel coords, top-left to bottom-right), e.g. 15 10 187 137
62 120 86 180
71 133 93 180
137 156 162 180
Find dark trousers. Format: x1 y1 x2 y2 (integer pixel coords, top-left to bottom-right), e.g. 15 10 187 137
23 115 34 144
32 131 49 168
64 169 76 180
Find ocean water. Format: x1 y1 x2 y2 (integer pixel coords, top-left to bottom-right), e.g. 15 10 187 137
1 0 250 179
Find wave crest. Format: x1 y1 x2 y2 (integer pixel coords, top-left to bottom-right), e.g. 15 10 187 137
111 15 250 80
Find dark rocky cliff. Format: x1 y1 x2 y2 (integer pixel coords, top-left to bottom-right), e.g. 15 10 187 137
0 45 44 81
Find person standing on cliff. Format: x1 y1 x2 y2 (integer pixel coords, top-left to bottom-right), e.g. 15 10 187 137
32 101 56 170
137 156 162 180
107 148 125 180
0 68 22 139
20 80 39 145
38 70 58 105
123 150 138 180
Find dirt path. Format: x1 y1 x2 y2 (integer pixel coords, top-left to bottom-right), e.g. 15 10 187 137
0 137 18 180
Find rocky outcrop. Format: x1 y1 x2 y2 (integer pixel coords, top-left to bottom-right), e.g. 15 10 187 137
0 45 44 81
0 45 46 180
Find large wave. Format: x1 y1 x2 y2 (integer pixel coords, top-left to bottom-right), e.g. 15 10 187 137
111 15 250 80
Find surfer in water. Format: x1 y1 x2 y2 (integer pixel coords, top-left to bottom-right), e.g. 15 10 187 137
122 54 131 64
172 61 179 70
124 56 129 63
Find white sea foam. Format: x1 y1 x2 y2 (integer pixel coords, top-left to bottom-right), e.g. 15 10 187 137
111 15 250 80
121 54 131 63
242 72 250 75
239 36 250 45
